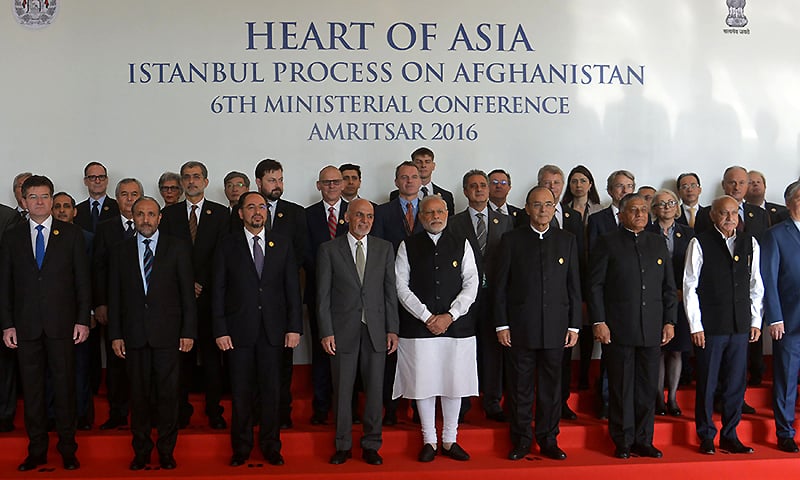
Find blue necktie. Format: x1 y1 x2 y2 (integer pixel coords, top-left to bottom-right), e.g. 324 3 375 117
35 225 45 270
143 239 153 290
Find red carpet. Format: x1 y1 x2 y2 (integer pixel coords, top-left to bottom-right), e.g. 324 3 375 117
1 364 799 479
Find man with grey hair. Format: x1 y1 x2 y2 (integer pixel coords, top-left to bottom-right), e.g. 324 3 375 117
758 180 800 453
12 172 32 220
76 162 119 234
224 171 251 232
92 178 144 430
393 195 479 462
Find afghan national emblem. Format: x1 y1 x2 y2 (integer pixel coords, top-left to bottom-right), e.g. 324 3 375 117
13 0 58 29
725 0 747 28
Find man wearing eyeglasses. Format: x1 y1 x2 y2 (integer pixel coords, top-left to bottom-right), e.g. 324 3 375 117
224 171 251 232
304 166 349 425
488 169 526 226
75 162 119 234
675 173 703 228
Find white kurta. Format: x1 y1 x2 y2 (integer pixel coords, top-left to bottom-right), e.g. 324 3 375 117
391 233 479 400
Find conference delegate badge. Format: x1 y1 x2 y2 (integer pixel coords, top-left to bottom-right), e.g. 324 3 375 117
657 258 663 265
734 255 740 262
53 229 60 236
452 260 458 268
268 241 275 248
558 257 564 265
277 212 284 218
676 232 682 238
493 218 499 224
205 209 212 215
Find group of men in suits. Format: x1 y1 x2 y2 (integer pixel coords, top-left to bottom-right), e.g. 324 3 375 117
4 152 800 471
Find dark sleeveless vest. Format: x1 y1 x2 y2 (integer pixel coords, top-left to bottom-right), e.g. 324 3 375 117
696 230 753 335
399 230 476 339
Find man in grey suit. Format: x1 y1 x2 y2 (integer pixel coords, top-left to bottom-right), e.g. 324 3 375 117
317 198 399 466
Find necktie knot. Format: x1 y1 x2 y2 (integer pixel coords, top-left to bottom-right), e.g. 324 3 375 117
143 238 151 247
421 186 429 197
92 200 99 208
35 225 44 233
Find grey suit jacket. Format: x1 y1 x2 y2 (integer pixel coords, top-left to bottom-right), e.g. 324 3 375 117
316 234 399 354
447 208 512 282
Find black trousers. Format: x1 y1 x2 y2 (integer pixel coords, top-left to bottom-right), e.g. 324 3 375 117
127 345 180 458
509 345 562 449
228 326 283 457
307 306 332 417
476 288 510 415
103 325 129 420
0 343 17 421
18 335 77 459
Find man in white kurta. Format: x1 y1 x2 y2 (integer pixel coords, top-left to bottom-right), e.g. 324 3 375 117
393 195 479 462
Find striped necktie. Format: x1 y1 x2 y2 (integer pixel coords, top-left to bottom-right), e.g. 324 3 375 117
327 206 337 239
143 239 153 290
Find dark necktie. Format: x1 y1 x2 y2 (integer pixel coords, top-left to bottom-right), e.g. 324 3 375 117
421 186 429 197
124 219 135 239
265 203 273 231
475 212 487 254
253 235 264 278
189 205 198 244
405 202 415 235
19 210 27 220
143 239 153 289
91 200 100 230
327 206 337 240
35 225 45 270
737 213 745 233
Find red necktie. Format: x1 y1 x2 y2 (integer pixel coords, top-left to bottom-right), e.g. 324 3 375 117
327 206 337 239
405 202 415 235
189 205 198 244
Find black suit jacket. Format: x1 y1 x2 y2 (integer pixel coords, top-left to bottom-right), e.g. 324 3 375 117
693 203 769 240
372 198 424 252
447 208 512 282
92 217 132 307
494 227 582 349
270 198 308 268
75 197 120 233
587 205 619 252
108 233 197 349
304 200 349 304
390 183 455 216
0 204 22 244
588 229 677 347
0 219 91 340
212 230 302 347
764 201 789 226
644 222 694 287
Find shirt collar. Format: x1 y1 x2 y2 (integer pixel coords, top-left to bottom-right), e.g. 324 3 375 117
30 215 53 232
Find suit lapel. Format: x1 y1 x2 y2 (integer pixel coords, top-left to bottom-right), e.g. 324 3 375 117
784 221 800 249
336 235 361 284
39 220 65 271
128 238 146 296
239 230 261 280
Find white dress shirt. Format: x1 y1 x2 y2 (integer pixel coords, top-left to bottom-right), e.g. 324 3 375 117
185 198 205 226
28 215 53 253
346 232 368 262
244 227 265 262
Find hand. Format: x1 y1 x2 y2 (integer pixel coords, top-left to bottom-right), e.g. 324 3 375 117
691 331 705 349
497 329 511 347
749 327 761 343
73 324 90 344
2 328 17 349
94 305 109 325
216 335 233 351
661 324 675 346
565 330 578 348
770 323 785 341
194 282 203 298
321 335 336 355
285 332 300 348
425 314 453 335
593 323 611 344
179 338 194 352
111 339 126 358
386 333 399 354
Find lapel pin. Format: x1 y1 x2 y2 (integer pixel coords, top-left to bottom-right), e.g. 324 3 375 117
452 260 458 268
512 211 517 216
676 232 682 238
205 209 212 215
734 255 740 262
277 212 284 218
770 207 777 213
492 218 499 224
748 212 754 218
53 229 60 236
268 241 275 248
657 258 663 265
565 212 570 218
339 219 345 224
558 257 564 264
103 206 109 211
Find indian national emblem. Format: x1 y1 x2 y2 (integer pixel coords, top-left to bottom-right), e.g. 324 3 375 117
725 0 748 28
13 0 59 29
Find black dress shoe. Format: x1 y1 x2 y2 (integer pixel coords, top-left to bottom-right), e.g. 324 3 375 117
230 454 248 467
353 415 362 425
508 445 531 460
614 446 630 459
382 413 397 426
310 412 328 425
667 404 682 417
418 443 437 462
441 443 470 461
159 454 177 469
209 415 227 430
561 404 577 420
655 404 666 416
0 418 14 432
598 403 609 420
699 439 716 455
329 450 351 465
266 451 284 466
279 419 293 429
18 456 46 471
741 402 756 414
362 449 383 465
720 438 754 454
46 418 56 432
63 455 80 470
99 416 127 430
541 445 567 460
486 411 507 422
130 456 148 470
778 438 799 453
76 416 92 430
632 444 662 458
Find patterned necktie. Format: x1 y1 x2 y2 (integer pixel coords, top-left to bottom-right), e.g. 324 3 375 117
327 206 337 240
405 202 415 235
355 240 365 282
737 213 745 233
421 186 429 197
124 219 135 239
688 206 696 228
91 200 100 230
265 203 273 231
189 204 198 244
253 235 264 278
35 224 45 270
143 239 153 290
475 212 487 254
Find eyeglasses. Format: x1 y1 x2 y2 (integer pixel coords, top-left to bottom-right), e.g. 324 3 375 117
85 175 108 182
491 179 509 186
160 185 181 192
225 182 246 189
528 201 556 210
679 183 700 190
653 200 678 209
319 179 342 186
26 193 51 201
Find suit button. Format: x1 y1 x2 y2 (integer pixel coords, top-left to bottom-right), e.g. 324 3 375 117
259 287 263 292
258 305 262 310
435 281 440 285
642 285 646 290
436 296 441 300
144 304 148 309
435 266 439 270
642 301 647 306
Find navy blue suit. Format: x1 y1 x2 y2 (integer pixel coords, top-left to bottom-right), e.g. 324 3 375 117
761 218 800 440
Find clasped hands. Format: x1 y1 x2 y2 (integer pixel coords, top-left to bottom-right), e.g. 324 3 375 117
426 313 453 336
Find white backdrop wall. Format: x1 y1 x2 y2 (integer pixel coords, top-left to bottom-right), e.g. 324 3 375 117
3 0 798 360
